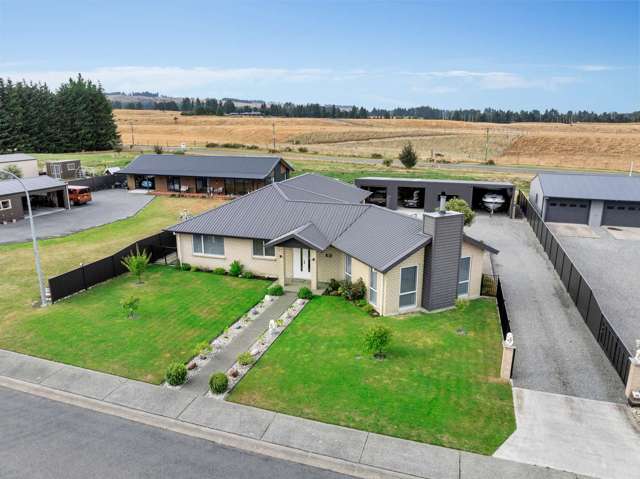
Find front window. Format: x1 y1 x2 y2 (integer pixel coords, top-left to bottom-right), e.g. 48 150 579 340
252 239 275 257
193 234 225 256
345 255 352 280
457 257 471 296
167 176 181 192
369 267 378 305
195 177 208 193
0 199 12 210
399 266 417 309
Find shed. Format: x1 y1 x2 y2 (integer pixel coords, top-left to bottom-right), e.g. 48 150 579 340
0 175 70 224
0 153 39 178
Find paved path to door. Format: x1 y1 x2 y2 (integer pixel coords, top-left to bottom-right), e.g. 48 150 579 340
0 189 153 244
181 292 296 395
466 214 625 403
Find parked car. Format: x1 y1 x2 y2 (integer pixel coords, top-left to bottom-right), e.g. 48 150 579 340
403 190 422 208
68 185 92 205
367 193 387 206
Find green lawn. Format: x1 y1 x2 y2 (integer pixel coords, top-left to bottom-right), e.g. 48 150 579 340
1 265 270 383
229 296 515 455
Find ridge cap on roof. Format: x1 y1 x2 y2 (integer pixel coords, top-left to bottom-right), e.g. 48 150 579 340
279 182 350 204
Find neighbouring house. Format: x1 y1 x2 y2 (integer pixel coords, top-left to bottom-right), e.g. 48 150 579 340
0 175 69 224
529 173 640 227
46 159 83 180
355 176 515 214
166 173 497 316
0 153 39 178
118 154 293 195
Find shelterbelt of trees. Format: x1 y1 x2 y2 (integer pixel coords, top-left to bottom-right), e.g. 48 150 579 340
112 92 639 124
0 75 120 153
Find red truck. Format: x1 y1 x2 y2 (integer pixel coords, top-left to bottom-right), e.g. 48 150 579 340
67 185 92 205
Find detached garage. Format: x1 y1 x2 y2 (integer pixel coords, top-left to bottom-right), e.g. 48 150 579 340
529 173 640 227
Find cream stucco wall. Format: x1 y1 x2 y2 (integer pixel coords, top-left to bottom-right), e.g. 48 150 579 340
2 159 38 178
177 233 279 278
380 248 425 316
460 241 485 299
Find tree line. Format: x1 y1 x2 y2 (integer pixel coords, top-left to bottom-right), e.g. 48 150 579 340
0 75 120 153
111 95 638 123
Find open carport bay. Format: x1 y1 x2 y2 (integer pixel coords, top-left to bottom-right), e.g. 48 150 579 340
548 224 640 354
0 190 154 244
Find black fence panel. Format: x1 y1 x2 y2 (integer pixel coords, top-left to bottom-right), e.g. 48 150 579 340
496 279 511 340
568 268 582 303
576 283 591 321
48 231 177 302
554 246 565 275
586 296 603 337
549 236 559 267
561 259 572 288
70 175 125 191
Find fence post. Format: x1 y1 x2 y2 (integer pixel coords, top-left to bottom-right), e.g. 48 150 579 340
500 334 516 381
80 263 87 291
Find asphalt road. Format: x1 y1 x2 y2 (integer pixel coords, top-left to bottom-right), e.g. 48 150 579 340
0 387 352 479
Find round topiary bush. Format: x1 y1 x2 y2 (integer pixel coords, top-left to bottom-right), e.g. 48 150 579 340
267 284 284 296
237 351 254 366
165 362 188 386
209 372 229 394
297 287 313 300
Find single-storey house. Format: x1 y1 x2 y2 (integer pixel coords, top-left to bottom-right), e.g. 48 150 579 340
529 173 640 227
0 153 39 178
166 173 498 316
119 154 293 195
354 177 515 214
0 175 69 223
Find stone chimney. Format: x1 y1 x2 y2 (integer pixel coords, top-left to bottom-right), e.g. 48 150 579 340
421 199 464 311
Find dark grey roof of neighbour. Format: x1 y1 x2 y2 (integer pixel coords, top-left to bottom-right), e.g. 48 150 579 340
537 173 640 202
118 154 292 179
0 153 36 164
283 173 371 203
0 175 66 196
463 234 499 254
166 174 496 272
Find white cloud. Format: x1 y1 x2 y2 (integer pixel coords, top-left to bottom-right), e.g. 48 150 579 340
575 64 614 72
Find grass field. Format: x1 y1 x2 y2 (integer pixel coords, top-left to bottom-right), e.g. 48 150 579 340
0 265 269 383
0 196 222 331
115 109 640 171
229 296 515 455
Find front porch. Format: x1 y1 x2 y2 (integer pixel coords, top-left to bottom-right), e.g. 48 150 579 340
282 278 328 296
275 245 340 294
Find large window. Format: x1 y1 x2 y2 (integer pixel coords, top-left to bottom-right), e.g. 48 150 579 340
0 199 12 210
457 257 471 296
345 255 352 280
399 266 417 309
252 239 275 257
369 267 378 306
195 177 208 193
193 234 225 256
224 179 253 196
167 176 181 192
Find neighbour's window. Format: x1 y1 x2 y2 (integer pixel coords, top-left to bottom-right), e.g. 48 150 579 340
253 239 275 257
0 199 11 210
369 268 378 306
399 266 417 308
193 234 224 256
345 255 352 280
457 257 471 296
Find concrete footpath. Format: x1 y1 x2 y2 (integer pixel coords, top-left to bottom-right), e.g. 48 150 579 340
181 292 296 395
0 349 593 479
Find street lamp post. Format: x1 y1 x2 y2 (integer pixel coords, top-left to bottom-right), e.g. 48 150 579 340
4 172 47 307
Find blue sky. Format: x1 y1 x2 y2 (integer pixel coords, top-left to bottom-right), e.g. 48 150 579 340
1 0 638 111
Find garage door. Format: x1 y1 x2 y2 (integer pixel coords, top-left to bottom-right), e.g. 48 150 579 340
602 201 640 227
545 198 590 224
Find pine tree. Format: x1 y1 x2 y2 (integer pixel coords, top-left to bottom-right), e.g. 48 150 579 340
398 142 418 169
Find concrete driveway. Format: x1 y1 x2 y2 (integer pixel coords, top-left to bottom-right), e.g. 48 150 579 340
466 214 625 403
0 190 154 244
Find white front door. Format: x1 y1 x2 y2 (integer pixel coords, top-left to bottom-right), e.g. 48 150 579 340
293 248 311 279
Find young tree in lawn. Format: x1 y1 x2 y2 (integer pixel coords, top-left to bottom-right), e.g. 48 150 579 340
364 325 392 359
120 295 140 319
445 198 475 226
398 142 417 169
121 246 151 284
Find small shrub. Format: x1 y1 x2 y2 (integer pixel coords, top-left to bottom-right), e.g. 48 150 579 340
165 362 188 386
371 153 383 159
284 146 292 152
485 159 496 165
174 149 185 155
382 158 393 167
398 141 418 169
363 325 392 358
345 278 367 301
276 318 284 327
297 147 308 153
297 287 313 300
445 198 475 226
237 352 254 366
362 303 377 316
180 262 191 271
121 246 151 283
242 271 254 279
193 341 211 359
212 267 226 275
209 372 228 394
120 295 140 319
325 278 341 294
153 144 164 154
267 284 284 296
246 144 259 150
268 148 279 153
206 142 219 148
229 260 244 277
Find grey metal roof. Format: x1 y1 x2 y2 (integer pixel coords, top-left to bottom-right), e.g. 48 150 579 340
284 173 371 203
462 233 499 254
118 154 290 179
266 222 331 251
0 175 66 196
356 176 514 188
0 153 36 164
537 173 640 202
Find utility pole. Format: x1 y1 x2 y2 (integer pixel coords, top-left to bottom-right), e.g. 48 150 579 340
4 172 47 307
630 161 635 177
272 120 276 150
130 122 135 146
484 128 490 163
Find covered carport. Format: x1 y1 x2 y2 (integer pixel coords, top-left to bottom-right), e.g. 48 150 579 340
0 175 69 224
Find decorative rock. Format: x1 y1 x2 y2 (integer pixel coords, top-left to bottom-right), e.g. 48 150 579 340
187 361 197 370
235 324 242 329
